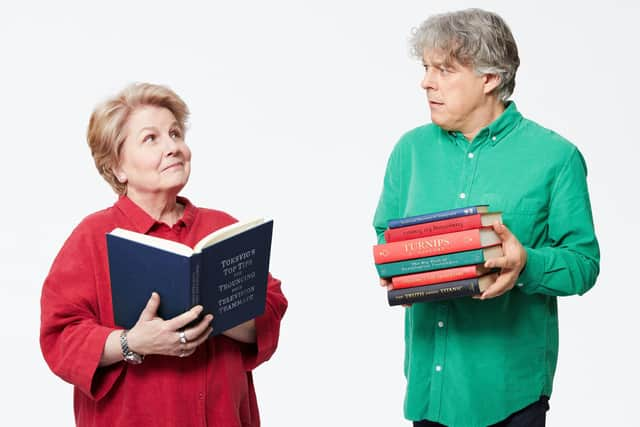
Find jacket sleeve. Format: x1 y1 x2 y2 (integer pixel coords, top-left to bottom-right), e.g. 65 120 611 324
40 225 124 400
518 147 600 296
242 273 287 370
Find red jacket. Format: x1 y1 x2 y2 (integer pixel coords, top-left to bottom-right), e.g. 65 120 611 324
40 196 287 427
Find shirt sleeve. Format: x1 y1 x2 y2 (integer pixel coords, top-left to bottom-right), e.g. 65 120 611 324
242 273 287 371
517 147 600 296
373 143 403 244
40 226 123 400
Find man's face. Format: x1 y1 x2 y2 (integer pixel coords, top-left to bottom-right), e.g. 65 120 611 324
421 49 488 134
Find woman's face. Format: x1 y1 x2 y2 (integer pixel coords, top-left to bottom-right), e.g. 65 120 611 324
115 105 191 198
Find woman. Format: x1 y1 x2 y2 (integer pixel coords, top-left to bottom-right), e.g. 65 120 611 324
40 83 287 427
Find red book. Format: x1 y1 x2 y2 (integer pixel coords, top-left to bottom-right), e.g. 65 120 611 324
391 264 493 290
384 212 502 243
373 228 501 264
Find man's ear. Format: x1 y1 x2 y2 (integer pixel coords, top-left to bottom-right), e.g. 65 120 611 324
483 73 501 95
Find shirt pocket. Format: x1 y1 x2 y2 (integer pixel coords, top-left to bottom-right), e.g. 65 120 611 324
480 193 549 246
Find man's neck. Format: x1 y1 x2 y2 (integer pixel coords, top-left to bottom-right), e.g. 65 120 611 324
460 99 506 142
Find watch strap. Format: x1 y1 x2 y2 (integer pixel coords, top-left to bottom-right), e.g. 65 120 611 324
120 329 144 364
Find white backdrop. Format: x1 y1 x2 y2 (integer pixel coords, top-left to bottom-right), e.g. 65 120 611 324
1 1 639 426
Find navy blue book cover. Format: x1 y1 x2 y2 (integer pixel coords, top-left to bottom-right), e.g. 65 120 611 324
107 220 273 335
387 205 488 229
387 277 481 306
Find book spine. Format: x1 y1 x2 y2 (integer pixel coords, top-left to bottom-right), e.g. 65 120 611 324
384 214 482 243
374 229 484 264
388 278 481 306
191 254 202 307
391 265 480 290
376 248 485 277
387 206 482 229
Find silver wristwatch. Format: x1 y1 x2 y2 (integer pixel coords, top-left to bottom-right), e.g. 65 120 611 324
120 330 144 364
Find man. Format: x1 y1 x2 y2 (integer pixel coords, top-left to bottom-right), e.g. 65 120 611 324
373 9 599 427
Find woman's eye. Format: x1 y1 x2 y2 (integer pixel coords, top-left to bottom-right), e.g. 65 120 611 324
143 134 155 143
170 129 182 139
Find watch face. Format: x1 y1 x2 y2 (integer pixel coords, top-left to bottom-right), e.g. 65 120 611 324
124 352 143 364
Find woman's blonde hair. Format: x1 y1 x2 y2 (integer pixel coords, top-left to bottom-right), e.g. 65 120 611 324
87 83 190 194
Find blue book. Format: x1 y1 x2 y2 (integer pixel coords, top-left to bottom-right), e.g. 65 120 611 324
387 205 489 229
106 218 273 335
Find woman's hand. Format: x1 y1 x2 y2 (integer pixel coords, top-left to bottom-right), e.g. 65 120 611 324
126 292 213 358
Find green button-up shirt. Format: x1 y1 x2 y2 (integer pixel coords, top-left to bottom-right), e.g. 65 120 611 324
373 102 599 427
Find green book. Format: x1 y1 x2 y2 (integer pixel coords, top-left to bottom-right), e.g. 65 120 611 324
375 246 503 278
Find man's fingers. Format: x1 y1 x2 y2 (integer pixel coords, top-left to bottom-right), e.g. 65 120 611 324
166 305 204 331
139 292 160 321
485 256 517 270
491 221 513 241
379 278 392 288
478 273 516 299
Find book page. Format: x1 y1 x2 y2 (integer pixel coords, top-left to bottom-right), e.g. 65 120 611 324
109 228 194 257
193 218 265 253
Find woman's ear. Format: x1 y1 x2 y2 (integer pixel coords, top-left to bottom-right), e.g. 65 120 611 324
113 167 127 184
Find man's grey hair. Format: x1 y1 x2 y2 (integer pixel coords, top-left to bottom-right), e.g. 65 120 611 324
410 9 520 102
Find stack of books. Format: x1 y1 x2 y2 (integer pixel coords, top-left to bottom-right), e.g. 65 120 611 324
373 205 504 306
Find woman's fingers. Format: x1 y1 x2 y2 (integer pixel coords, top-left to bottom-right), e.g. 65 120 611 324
178 326 214 357
183 315 213 343
165 305 204 331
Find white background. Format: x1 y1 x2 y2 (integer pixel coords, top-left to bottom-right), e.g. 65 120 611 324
1 1 639 426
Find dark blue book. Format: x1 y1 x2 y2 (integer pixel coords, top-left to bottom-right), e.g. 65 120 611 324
107 218 273 335
387 205 489 229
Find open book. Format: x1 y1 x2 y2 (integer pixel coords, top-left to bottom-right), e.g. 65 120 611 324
107 218 273 334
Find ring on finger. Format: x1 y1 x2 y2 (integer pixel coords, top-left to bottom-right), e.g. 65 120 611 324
179 330 188 344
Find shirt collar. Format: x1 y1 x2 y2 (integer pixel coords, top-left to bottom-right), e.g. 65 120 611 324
484 101 522 146
114 195 197 234
442 101 523 146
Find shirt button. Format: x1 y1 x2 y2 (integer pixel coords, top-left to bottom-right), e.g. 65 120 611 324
491 136 497 141
468 152 474 159
517 282 524 288
437 321 444 328
435 365 442 372
459 193 466 199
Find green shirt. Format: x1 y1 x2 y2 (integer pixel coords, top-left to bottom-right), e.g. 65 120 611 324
373 102 599 427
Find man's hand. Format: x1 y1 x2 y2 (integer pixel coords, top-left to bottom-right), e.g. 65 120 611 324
380 277 412 307
476 222 527 300
379 277 392 290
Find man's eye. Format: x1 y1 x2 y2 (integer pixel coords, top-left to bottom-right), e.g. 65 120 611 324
170 129 182 139
143 134 155 143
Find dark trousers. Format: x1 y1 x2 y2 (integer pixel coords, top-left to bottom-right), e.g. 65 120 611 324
413 396 549 427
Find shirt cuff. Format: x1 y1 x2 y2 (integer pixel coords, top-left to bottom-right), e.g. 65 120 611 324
84 326 125 400
516 248 545 294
